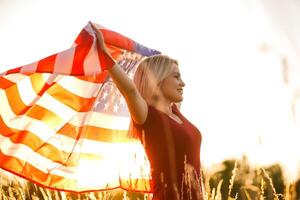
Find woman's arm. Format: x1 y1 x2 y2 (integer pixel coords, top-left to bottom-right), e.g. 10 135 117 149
91 23 147 125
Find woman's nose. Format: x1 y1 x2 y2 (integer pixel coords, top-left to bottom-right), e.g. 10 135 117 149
180 79 185 87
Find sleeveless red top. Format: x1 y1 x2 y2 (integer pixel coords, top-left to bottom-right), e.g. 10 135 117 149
133 104 203 199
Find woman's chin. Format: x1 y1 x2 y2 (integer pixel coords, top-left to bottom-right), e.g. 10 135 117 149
173 96 183 103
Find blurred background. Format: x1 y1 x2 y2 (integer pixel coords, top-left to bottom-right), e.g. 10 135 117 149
0 0 300 199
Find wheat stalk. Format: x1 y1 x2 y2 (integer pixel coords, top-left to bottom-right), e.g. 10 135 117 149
260 177 265 200
261 168 279 200
228 160 238 199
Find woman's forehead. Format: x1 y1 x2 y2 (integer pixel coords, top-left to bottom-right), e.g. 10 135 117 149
171 63 180 73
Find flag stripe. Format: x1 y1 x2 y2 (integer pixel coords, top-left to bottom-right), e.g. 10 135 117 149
0 113 135 160
0 77 15 89
0 108 128 145
16 76 38 106
83 42 102 75
101 29 135 52
53 46 76 75
0 120 105 167
0 133 149 187
71 41 93 75
48 84 96 112
1 89 129 133
6 67 22 74
37 54 57 73
0 150 150 192
1 88 134 155
0 151 65 185
26 104 65 129
58 123 130 142
75 72 108 83
0 129 78 167
74 28 93 46
30 73 50 94
3 73 28 83
5 85 30 115
20 62 38 74
0 134 76 178
57 75 101 98
36 92 77 122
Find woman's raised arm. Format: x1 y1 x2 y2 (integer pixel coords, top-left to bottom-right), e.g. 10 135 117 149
91 23 147 125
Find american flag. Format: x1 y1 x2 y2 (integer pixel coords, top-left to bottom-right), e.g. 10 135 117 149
0 22 160 193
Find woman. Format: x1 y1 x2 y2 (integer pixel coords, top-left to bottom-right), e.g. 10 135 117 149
91 24 203 200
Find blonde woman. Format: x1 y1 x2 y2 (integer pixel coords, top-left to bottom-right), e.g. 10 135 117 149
91 24 203 200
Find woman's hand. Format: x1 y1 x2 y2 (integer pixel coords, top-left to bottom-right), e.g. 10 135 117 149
90 22 111 56
89 22 115 70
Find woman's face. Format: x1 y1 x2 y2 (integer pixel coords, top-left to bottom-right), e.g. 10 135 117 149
159 64 185 103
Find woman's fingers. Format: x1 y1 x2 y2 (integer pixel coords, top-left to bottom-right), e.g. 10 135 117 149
90 22 106 48
90 22 102 37
90 21 98 31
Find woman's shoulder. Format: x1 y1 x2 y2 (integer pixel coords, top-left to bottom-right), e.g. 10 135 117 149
132 103 162 127
132 103 151 127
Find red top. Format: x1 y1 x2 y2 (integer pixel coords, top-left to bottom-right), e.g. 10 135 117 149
133 104 202 199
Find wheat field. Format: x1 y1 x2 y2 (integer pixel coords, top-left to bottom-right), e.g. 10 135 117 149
1 156 299 200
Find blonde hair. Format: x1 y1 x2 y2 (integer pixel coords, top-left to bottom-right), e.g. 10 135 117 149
133 54 178 103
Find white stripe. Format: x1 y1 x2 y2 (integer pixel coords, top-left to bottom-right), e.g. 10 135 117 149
42 73 51 81
0 133 147 189
20 62 38 74
0 87 129 130
52 74 64 83
3 74 28 83
0 134 76 178
0 89 130 155
83 42 102 75
0 89 139 157
79 138 143 155
68 111 130 130
57 75 101 98
89 112 130 130
17 76 39 106
36 92 77 128
43 73 60 85
54 47 75 75
0 89 78 153
85 23 96 36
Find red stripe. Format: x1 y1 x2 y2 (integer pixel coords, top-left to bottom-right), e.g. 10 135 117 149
37 54 57 73
74 28 93 45
102 29 135 52
71 36 93 75
0 111 128 143
0 77 15 89
0 151 152 193
0 116 102 167
6 67 22 75
38 82 54 96
0 152 151 193
5 84 31 115
0 151 66 187
97 46 115 71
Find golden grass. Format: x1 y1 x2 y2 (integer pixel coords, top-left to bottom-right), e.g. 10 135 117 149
0 157 299 200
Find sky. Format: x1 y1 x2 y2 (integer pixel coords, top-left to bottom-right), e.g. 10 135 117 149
0 0 300 181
